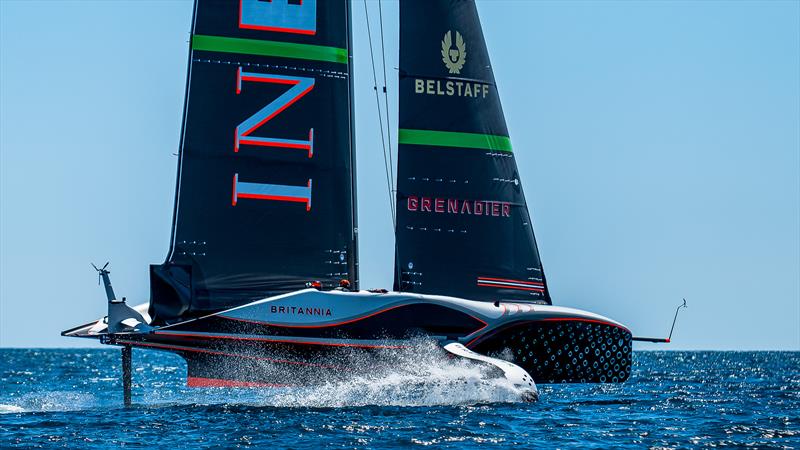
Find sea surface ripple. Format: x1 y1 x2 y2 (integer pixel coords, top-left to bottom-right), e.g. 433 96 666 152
1 349 798 448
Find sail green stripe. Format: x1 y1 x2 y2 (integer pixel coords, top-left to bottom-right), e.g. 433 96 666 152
192 35 348 64
398 129 513 152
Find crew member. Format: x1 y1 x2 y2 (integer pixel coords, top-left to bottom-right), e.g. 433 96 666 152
335 279 351 291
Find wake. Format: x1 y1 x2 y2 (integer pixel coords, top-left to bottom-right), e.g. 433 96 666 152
263 339 526 407
157 338 528 408
0 339 531 412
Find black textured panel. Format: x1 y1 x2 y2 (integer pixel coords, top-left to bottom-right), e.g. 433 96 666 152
473 320 632 383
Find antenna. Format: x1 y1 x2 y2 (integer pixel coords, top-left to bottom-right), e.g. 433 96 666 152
91 262 110 285
91 262 117 303
667 298 688 342
632 298 688 343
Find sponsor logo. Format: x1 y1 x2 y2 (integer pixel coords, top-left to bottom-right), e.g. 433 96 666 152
441 30 466 74
414 79 489 98
270 305 333 316
414 30 489 98
407 195 511 217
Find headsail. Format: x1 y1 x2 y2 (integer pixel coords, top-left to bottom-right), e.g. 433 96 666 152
151 0 358 323
394 0 550 304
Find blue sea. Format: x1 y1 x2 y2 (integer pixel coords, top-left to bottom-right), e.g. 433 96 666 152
1 349 798 448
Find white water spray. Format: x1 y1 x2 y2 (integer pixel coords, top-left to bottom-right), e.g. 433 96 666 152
162 338 531 408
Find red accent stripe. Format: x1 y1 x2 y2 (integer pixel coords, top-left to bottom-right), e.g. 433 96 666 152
236 193 309 204
153 331 409 349
238 24 317 36
187 377 291 388
231 174 238 206
240 75 299 85
242 84 314 137
239 139 311 150
540 317 630 333
477 282 544 292
478 277 544 286
306 179 312 211
307 128 314 158
236 66 241 94
114 340 340 369
237 1 315 36
464 335 482 349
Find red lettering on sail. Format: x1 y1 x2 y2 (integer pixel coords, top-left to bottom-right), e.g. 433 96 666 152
406 196 511 219
408 196 419 211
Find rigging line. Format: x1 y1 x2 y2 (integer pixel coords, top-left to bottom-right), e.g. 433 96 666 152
363 0 396 225
364 0 403 293
377 0 395 199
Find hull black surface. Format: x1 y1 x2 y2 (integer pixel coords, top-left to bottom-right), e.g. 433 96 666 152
66 290 631 386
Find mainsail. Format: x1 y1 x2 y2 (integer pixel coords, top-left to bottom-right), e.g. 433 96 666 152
394 0 551 304
150 0 358 323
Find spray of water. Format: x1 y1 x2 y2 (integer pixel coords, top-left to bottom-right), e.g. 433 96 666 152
149 337 529 408
0 339 531 412
0 392 99 414
261 338 525 407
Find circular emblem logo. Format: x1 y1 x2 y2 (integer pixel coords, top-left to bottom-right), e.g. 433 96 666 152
441 30 466 74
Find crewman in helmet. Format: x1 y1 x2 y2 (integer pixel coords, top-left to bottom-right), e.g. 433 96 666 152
335 279 351 291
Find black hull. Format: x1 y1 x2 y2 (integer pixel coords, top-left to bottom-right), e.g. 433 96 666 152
69 290 634 386
108 324 631 386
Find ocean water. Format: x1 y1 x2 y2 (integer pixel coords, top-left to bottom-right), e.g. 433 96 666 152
0 348 798 449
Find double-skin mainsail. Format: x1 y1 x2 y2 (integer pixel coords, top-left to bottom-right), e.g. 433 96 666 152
150 0 358 324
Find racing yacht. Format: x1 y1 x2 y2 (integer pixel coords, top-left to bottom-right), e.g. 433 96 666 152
64 0 672 403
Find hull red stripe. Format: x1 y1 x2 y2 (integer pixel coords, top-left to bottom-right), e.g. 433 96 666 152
540 317 630 333
187 376 292 388
477 276 544 286
114 340 341 369
477 282 544 292
153 331 409 349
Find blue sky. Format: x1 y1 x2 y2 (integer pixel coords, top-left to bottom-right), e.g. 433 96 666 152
1 0 798 349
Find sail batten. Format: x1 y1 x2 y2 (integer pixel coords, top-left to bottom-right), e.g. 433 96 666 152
394 0 550 304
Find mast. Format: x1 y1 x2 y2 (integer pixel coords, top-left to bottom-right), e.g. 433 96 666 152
346 0 359 290
393 0 551 304
166 0 199 261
